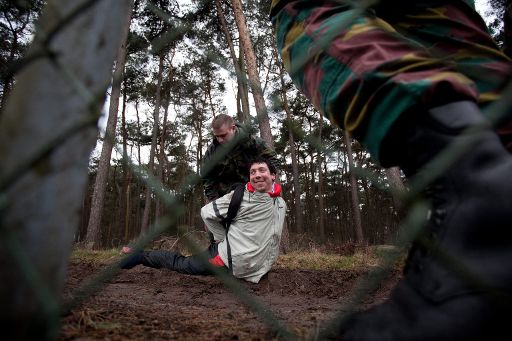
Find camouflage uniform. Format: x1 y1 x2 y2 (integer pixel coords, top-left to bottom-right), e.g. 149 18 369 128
271 2 512 339
270 0 512 161
201 123 278 201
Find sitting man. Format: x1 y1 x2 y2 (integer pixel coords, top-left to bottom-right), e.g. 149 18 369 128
121 157 286 283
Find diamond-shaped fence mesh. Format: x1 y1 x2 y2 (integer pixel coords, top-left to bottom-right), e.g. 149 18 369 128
2 0 512 339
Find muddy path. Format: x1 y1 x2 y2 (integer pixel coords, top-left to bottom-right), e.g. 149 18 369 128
60 259 399 340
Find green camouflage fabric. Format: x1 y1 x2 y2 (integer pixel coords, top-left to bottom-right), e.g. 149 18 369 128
201 123 278 201
271 0 512 161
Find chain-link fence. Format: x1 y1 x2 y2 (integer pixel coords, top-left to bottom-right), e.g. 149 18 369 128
2 0 512 339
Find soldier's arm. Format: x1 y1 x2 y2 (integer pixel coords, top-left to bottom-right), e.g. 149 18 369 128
200 147 220 200
203 177 219 201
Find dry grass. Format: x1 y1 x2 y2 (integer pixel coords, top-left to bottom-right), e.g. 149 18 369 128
70 248 121 264
70 243 405 271
275 245 402 271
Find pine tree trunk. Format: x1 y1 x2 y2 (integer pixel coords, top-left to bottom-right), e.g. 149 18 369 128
274 47 303 233
0 0 132 338
287 113 303 234
0 15 19 113
119 80 130 241
141 54 164 233
317 113 326 241
344 130 364 244
124 182 132 240
230 0 273 146
198 113 203 173
214 0 250 121
85 7 132 249
155 103 169 220
237 50 251 122
385 167 405 210
0 76 13 112
359 171 372 239
134 100 143 235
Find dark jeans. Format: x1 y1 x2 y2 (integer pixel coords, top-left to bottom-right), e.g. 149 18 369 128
142 243 225 276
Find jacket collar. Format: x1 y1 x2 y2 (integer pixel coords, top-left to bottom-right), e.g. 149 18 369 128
246 182 282 197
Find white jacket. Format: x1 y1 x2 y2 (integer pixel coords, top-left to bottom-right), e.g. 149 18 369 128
200 185 286 283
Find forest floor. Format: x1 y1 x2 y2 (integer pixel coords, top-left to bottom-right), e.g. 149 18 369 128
59 244 402 341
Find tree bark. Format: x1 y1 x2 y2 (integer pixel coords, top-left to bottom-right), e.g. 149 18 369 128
276 59 303 232
141 54 164 233
344 130 364 244
155 55 174 221
213 0 250 121
85 5 133 249
317 113 326 241
230 0 273 146
0 0 133 339
119 79 131 241
237 50 251 122
155 102 169 220
385 167 405 210
134 101 143 235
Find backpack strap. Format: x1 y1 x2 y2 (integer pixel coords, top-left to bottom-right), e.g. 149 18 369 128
215 183 245 274
224 183 246 227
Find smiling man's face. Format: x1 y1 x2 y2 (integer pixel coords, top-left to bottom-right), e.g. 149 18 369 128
249 162 275 193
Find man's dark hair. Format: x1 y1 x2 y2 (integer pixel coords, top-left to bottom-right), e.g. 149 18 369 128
249 157 277 175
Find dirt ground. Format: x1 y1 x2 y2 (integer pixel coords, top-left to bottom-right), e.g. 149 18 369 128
59 256 400 341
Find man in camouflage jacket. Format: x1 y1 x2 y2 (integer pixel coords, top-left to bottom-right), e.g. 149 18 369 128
200 114 278 201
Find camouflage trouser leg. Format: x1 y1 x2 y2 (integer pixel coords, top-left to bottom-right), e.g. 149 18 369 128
271 0 512 161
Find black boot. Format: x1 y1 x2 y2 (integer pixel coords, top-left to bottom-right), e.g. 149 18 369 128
341 101 512 340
